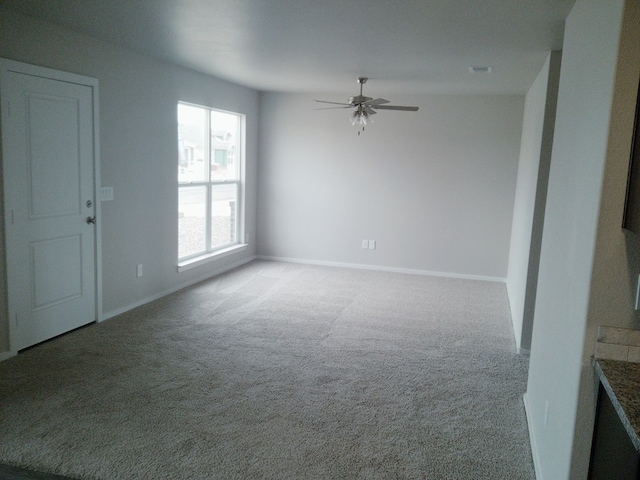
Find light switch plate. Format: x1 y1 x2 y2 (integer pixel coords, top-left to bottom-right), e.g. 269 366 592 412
101 186 114 201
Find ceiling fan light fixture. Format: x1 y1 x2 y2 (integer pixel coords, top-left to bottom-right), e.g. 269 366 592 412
315 78 418 134
350 108 371 126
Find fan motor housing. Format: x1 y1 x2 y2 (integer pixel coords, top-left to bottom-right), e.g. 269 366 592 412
349 95 372 105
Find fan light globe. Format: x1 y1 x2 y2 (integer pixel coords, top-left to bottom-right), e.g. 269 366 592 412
350 106 372 127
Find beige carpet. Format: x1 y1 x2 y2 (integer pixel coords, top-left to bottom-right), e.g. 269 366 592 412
0 260 534 479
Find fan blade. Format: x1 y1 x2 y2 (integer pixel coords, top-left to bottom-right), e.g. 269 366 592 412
372 105 419 111
364 107 377 116
313 106 353 110
363 98 390 106
314 99 352 106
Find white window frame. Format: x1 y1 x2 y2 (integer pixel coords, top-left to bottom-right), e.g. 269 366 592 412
177 102 246 271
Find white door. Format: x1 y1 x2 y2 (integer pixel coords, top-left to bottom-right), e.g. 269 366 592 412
1 62 98 351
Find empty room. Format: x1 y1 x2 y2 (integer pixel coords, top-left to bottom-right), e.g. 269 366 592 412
1 0 640 479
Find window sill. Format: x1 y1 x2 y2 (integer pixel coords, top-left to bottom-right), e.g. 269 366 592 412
177 244 248 273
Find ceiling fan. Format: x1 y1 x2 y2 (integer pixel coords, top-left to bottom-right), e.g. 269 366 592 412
315 77 419 134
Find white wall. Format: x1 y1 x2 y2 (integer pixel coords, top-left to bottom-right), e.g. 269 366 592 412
257 92 524 280
507 52 561 354
525 0 640 478
0 8 259 352
575 0 640 473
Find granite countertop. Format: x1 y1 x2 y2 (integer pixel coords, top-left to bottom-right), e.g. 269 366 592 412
594 359 640 450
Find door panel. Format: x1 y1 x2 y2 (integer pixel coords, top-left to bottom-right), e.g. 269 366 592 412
27 93 82 218
2 67 97 351
31 235 83 310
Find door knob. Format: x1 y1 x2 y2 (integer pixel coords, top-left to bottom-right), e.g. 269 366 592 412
86 216 96 224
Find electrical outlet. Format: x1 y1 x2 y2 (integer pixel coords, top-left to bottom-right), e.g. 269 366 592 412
362 240 369 249
368 240 376 250
136 264 143 277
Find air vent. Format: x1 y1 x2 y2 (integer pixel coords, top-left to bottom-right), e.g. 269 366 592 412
469 66 493 74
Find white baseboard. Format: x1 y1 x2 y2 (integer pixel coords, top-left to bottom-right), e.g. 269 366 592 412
0 350 17 363
256 255 506 283
101 255 257 321
523 392 542 480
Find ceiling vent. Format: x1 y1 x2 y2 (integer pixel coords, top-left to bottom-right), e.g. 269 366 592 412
469 66 493 73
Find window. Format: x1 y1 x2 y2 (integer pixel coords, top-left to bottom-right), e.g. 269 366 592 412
177 103 244 264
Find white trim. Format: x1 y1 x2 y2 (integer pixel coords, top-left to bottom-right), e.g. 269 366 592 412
178 244 248 272
0 351 17 363
256 255 507 283
506 281 518 340
103 255 256 321
523 392 543 480
0 57 96 86
93 73 103 323
0 58 103 346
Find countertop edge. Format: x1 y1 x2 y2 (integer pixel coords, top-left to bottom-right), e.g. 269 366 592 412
594 360 640 451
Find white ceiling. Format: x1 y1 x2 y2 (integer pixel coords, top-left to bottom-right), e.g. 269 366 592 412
1 0 576 95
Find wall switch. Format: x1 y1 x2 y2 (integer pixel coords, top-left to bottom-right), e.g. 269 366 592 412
136 264 143 277
368 240 376 250
362 240 369 249
101 186 114 201
635 274 640 310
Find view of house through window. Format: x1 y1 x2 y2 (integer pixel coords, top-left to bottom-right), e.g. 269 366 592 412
178 103 243 261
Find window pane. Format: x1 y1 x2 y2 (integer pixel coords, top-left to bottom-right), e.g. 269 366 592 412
178 186 207 258
210 110 239 181
178 104 207 183
211 183 238 248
